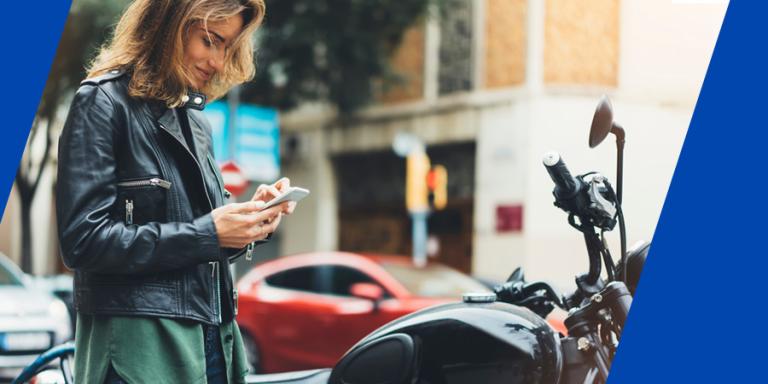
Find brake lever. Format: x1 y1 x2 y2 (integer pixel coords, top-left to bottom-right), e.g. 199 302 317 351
495 281 565 316
585 174 617 230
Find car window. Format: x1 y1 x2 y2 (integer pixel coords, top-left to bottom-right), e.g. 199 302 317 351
0 262 23 286
265 266 321 293
380 263 489 298
264 265 389 298
325 265 388 298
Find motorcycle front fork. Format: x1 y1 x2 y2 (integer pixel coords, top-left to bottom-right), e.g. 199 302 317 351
560 331 613 384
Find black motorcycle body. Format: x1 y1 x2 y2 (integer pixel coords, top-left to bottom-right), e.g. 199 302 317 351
332 301 563 384
245 300 563 384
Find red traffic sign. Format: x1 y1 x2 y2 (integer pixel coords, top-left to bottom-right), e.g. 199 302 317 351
219 160 250 198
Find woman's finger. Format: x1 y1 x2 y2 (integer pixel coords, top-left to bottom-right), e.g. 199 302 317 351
253 183 279 199
229 201 263 214
230 213 262 226
252 184 267 201
262 215 281 234
241 205 282 223
274 177 290 191
273 201 293 215
260 183 281 199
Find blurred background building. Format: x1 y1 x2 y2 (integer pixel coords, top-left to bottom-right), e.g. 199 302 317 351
274 0 727 287
1 0 726 289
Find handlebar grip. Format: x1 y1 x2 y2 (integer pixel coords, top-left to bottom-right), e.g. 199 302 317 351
543 152 579 198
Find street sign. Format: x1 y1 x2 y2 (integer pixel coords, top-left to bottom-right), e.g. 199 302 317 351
204 101 230 160
496 204 523 233
234 105 280 181
220 161 249 197
203 102 280 182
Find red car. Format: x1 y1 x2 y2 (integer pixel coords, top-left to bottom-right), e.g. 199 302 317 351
235 252 490 373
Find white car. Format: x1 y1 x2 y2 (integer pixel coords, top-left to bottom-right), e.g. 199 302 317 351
0 253 71 380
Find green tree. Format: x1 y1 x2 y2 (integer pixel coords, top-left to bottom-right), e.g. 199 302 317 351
241 0 439 114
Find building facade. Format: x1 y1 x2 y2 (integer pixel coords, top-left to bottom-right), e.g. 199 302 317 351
274 0 726 286
0 0 726 288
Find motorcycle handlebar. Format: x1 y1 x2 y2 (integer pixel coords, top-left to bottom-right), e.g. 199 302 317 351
543 152 580 199
604 282 632 328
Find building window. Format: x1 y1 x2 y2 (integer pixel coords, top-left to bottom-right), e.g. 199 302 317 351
438 0 474 95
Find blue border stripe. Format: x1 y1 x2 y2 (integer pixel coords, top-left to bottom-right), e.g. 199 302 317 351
0 2 72 215
609 2 768 381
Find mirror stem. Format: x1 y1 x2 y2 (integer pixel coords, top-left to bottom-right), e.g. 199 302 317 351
611 124 626 205
611 123 628 280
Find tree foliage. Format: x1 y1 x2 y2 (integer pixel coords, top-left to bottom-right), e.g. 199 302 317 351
241 0 438 114
38 0 128 120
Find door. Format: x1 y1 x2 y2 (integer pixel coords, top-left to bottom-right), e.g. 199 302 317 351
335 142 477 273
257 265 394 370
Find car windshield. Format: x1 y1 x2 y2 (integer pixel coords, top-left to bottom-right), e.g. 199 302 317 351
380 263 489 298
0 262 23 286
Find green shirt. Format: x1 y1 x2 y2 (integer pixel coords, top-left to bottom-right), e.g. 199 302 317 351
74 314 249 384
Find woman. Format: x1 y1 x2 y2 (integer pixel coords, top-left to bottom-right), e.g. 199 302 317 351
56 1 287 382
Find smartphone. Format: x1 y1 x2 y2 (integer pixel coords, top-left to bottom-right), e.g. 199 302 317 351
260 187 310 210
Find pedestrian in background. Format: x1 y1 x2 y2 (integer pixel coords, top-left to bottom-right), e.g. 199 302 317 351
55 1 293 383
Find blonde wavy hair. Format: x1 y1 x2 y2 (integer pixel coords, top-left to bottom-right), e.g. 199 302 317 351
88 0 265 107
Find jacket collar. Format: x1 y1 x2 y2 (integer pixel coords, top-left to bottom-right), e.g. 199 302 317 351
181 91 207 110
153 104 212 162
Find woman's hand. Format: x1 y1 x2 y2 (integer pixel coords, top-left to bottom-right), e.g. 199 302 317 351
252 177 297 215
211 201 287 249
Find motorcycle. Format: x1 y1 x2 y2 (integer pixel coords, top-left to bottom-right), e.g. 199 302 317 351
312 96 647 384
14 96 648 384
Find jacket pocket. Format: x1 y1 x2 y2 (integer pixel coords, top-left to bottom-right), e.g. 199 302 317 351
115 176 171 225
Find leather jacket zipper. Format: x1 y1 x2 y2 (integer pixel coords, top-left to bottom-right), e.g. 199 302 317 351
118 177 170 225
117 177 172 189
125 199 134 225
157 120 220 323
210 261 222 324
233 288 238 316
245 242 255 261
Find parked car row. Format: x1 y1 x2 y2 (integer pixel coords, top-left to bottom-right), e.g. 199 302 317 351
3 249 548 380
0 253 72 380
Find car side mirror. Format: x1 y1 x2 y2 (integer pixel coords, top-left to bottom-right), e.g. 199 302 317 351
350 283 384 302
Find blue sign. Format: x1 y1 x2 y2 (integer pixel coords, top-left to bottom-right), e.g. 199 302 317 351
204 101 230 160
235 105 280 181
203 101 280 182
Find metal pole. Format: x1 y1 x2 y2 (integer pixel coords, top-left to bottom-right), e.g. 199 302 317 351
411 211 429 267
227 85 241 161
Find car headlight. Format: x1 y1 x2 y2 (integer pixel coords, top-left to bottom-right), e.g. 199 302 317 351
48 299 72 342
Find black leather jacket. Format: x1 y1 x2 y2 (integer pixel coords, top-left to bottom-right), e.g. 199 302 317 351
56 70 248 325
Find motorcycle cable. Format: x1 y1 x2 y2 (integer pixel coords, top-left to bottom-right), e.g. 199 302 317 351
580 173 626 285
601 179 628 284
493 279 565 317
600 230 616 281
617 205 627 284
575 220 604 284
523 281 565 308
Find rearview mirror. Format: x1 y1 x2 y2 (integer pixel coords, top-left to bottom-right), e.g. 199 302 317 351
590 95 615 148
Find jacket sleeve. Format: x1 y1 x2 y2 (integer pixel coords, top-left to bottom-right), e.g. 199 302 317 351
56 84 221 275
